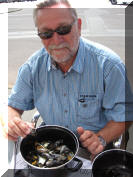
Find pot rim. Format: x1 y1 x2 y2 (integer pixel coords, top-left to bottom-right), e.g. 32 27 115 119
20 125 79 170
92 148 133 167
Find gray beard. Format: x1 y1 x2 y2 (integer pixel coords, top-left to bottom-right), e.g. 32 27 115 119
51 53 74 64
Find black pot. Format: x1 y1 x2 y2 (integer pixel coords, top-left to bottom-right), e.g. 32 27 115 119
20 125 82 171
92 149 133 177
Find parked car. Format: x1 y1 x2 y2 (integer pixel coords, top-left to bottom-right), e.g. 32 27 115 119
110 0 133 4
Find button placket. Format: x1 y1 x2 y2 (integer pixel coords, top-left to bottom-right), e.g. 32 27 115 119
62 76 69 126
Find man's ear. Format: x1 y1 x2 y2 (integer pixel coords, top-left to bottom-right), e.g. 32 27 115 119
78 18 82 36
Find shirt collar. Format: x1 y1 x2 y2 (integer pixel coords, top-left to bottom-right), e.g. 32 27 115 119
70 37 85 74
47 55 57 71
47 37 85 73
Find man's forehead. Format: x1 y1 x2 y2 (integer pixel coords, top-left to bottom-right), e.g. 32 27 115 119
37 8 73 30
36 7 73 26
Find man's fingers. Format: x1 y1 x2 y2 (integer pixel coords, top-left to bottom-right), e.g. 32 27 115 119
8 119 25 137
8 119 20 137
79 130 93 142
8 117 31 139
82 139 104 155
81 136 92 147
88 141 99 154
26 122 34 129
90 144 104 155
77 129 104 155
14 117 31 135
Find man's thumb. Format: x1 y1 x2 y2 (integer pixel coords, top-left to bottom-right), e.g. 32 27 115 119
77 127 84 135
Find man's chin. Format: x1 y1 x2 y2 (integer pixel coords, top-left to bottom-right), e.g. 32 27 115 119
51 54 71 63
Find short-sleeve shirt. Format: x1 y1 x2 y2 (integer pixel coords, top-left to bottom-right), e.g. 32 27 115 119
8 37 133 134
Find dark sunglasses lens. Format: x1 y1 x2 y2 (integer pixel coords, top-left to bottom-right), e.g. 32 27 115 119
38 24 72 39
38 31 53 39
57 25 72 35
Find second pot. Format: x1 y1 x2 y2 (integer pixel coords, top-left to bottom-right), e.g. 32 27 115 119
92 149 133 177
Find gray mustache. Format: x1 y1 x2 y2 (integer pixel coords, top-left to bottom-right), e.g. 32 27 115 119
48 44 69 50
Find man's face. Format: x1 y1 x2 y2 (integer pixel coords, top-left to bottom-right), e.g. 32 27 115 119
36 7 81 64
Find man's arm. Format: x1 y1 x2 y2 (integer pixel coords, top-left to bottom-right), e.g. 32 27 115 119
8 106 33 141
77 121 131 155
96 120 131 143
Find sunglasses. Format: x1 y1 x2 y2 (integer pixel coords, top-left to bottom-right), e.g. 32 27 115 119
38 20 76 40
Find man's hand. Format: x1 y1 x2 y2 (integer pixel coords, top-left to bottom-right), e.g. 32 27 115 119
77 127 104 155
8 106 34 141
8 117 34 141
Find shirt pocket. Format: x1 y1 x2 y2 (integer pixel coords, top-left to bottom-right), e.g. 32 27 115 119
77 94 100 122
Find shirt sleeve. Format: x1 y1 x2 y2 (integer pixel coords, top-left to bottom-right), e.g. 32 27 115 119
102 62 133 122
8 63 35 110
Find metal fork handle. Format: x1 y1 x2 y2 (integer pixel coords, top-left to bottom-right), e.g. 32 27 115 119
31 111 40 128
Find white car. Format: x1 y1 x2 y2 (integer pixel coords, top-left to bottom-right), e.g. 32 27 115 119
110 0 133 4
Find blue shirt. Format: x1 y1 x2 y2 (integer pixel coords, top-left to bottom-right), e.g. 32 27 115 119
8 37 133 135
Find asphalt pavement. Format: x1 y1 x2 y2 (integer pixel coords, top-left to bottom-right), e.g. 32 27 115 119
8 7 133 153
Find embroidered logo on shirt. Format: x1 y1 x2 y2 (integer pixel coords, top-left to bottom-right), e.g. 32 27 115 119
78 95 96 102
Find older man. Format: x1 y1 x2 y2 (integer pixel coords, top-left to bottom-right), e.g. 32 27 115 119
8 0 133 156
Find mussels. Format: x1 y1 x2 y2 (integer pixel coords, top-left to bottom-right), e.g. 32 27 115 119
25 139 74 168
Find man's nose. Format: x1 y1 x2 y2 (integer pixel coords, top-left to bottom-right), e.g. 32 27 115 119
52 32 64 45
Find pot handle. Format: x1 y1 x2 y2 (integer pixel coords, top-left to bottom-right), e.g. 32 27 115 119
66 157 83 172
31 111 40 128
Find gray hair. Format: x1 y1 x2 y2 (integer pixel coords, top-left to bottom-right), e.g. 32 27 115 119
33 0 78 27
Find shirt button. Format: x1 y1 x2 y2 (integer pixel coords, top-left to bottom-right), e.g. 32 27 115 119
83 104 88 108
64 93 67 96
64 110 68 113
